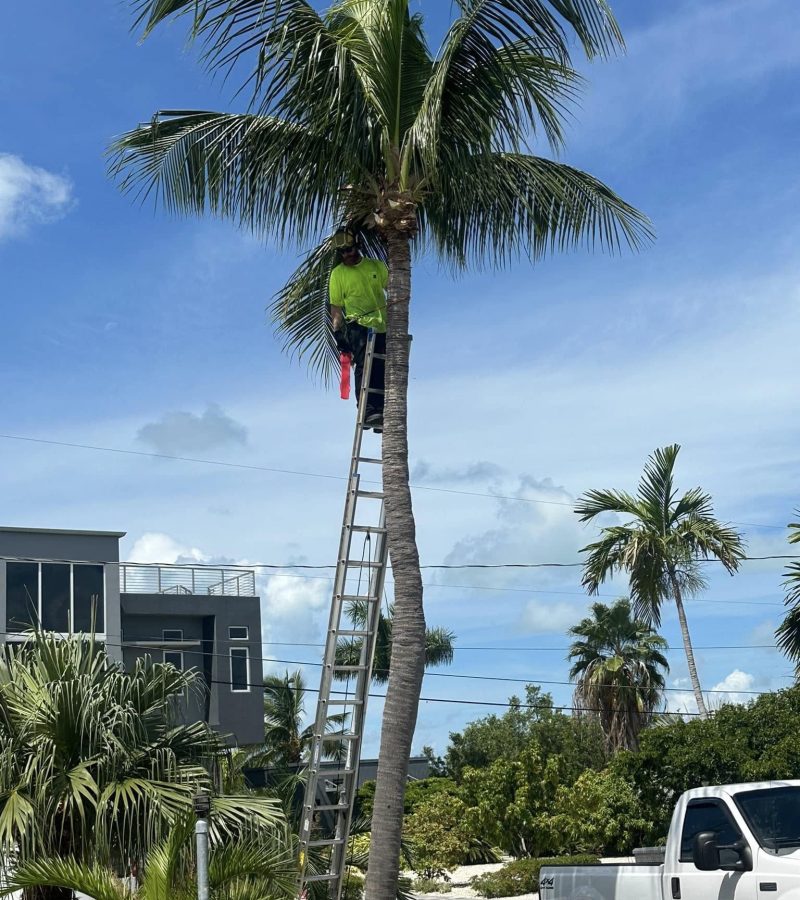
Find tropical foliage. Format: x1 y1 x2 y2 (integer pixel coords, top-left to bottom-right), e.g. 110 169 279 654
259 669 349 767
113 1 650 893
335 601 454 684
567 598 669 751
1 812 297 900
775 514 800 671
575 444 745 717
0 633 285 885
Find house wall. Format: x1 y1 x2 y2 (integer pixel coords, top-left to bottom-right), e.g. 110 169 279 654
121 593 264 745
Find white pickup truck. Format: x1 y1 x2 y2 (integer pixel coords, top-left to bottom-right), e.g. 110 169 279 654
539 780 800 899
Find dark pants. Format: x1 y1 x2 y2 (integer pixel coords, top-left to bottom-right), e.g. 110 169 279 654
347 323 385 414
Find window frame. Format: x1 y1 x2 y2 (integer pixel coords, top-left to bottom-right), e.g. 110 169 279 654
163 649 184 670
162 629 184 642
228 625 249 641
5 561 106 639
229 647 250 693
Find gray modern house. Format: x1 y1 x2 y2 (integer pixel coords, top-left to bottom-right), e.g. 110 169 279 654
0 526 264 745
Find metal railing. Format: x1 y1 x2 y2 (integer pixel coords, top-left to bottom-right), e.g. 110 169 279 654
120 564 256 597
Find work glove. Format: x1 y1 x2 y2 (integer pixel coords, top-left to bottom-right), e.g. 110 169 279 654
333 327 352 355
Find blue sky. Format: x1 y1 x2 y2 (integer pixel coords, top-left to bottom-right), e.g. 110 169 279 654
2 0 800 753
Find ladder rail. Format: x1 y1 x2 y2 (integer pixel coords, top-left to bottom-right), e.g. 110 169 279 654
299 331 387 900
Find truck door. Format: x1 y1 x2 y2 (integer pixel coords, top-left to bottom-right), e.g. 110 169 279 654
671 798 757 900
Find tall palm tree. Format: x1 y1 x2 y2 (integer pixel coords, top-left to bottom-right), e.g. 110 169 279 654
567 598 668 752
775 515 800 672
335 601 454 684
0 632 284 900
575 444 745 718
111 3 651 895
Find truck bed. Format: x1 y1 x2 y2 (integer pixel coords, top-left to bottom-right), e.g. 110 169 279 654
539 862 663 900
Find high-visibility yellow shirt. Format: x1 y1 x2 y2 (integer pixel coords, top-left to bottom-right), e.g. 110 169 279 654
329 258 388 333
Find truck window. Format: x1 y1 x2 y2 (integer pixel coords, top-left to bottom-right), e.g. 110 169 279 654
735 786 800 852
680 800 742 864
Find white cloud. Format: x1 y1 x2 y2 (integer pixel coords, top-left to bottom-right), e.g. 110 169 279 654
573 0 800 148
519 598 584 634
259 573 330 677
137 403 248 455
711 669 757 705
410 460 506 485
0 153 73 240
128 532 208 564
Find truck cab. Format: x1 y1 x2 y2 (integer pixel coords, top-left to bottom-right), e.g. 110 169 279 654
540 780 800 899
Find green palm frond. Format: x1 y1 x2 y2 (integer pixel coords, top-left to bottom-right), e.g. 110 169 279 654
0 856 125 900
574 489 641 523
424 152 652 271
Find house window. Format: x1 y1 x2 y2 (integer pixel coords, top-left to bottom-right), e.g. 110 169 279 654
163 649 184 670
6 563 39 632
6 561 105 636
162 629 183 642
228 626 248 640
230 647 249 692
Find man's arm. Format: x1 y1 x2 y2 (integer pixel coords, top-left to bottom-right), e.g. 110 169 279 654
330 305 345 331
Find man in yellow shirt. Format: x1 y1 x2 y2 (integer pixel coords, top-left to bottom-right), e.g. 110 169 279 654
329 230 388 430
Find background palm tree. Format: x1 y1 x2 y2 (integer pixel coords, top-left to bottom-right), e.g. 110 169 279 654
0 633 283 900
335 601 454 684
112 2 650 894
568 598 669 752
775 515 800 671
261 670 349 767
575 444 745 718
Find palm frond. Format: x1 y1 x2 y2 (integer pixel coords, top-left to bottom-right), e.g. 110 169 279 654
1 856 124 900
574 488 641 523
109 111 360 247
424 152 652 270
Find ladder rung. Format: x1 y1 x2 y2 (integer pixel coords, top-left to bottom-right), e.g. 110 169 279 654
335 629 371 637
338 594 379 603
372 353 386 359
308 838 347 848
343 559 382 568
354 458 382 465
320 732 358 741
356 490 385 499
319 767 356 776
367 388 384 394
332 664 369 672
326 698 364 706
350 524 386 535
313 803 349 812
306 874 340 883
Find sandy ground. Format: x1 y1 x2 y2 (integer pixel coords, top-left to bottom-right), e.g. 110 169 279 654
408 861 539 900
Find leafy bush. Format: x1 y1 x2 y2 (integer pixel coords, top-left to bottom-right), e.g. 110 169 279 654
404 776 459 813
412 877 452 893
471 856 599 898
404 794 475 877
341 868 365 900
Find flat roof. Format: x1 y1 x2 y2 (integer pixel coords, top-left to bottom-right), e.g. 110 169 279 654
0 526 126 538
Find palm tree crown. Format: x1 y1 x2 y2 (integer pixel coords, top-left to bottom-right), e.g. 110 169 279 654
112 0 651 377
568 598 668 752
574 444 745 718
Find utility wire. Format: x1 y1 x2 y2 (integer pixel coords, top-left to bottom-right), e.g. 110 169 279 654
0 433 788 531
2 632 769 697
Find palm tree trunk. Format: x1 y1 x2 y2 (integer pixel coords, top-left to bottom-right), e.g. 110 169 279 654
670 576 708 718
365 231 426 900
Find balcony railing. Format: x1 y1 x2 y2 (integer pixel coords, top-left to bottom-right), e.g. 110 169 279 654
120 564 256 597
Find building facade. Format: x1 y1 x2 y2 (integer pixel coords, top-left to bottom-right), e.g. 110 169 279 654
0 526 263 745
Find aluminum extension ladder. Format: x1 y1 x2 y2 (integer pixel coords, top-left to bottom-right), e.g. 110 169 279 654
299 331 388 900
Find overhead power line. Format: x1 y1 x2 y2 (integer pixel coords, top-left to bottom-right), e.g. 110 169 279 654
0 433 788 530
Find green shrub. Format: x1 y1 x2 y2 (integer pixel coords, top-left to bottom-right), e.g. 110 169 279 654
341 868 365 900
412 877 452 893
470 856 599 898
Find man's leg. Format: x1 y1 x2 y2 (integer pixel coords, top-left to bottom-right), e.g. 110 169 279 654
370 331 386 415
347 323 371 410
